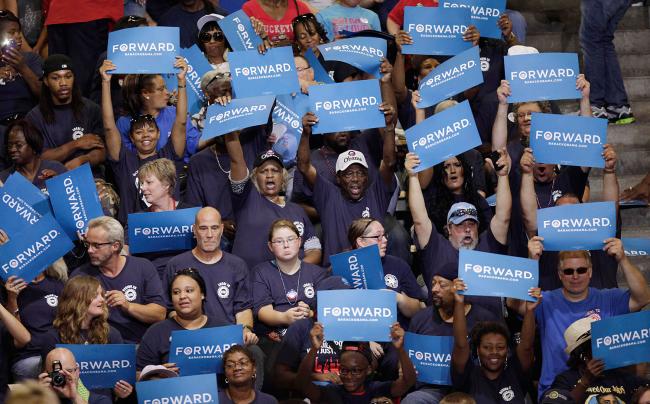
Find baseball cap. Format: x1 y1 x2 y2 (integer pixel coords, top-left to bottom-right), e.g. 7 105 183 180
335 150 368 173
564 317 595 355
197 13 225 31
540 389 576 404
254 149 284 169
139 365 178 381
507 45 539 56
42 54 74 76
447 202 479 225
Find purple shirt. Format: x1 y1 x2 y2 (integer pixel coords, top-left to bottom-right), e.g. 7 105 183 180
252 261 328 335
231 179 319 269
164 251 252 324
108 141 182 225
218 390 278 404
313 174 396 266
0 160 67 193
72 256 165 344
137 316 225 370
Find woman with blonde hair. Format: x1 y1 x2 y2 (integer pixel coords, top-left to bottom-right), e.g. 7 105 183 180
5 259 68 380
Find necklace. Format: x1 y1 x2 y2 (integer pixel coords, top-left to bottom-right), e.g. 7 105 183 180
535 176 556 209
213 146 230 175
275 260 301 305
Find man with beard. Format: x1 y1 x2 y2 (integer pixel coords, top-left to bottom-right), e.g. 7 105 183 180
405 149 512 296
72 216 166 344
402 263 502 404
297 103 397 266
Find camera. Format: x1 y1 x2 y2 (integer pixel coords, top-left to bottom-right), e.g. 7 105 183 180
49 360 66 388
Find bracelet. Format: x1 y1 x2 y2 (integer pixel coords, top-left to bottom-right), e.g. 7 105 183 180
13 309 19 315
603 168 616 174
177 84 186 88
243 325 253 331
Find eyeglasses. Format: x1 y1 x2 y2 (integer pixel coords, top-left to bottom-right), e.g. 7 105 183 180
271 236 299 246
0 10 15 19
339 367 366 376
361 233 387 241
562 267 589 276
224 359 251 370
340 169 366 180
516 112 533 120
370 400 392 404
83 241 114 249
449 208 478 220
199 31 225 43
296 66 311 72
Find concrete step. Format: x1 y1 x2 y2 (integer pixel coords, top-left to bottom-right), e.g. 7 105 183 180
625 76 650 100
590 147 650 176
527 29 650 55
588 173 648 201
558 99 650 122
618 54 650 76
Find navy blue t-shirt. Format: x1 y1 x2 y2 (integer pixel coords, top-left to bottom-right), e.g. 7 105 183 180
71 256 165 344
0 160 67 193
252 261 327 335
109 141 183 225
157 5 229 49
13 276 64 362
38 326 124 359
218 390 278 404
136 316 225 370
276 318 343 375
231 178 319 269
381 254 425 328
183 147 234 219
408 305 501 337
0 51 42 120
313 173 396 266
318 380 392 404
164 250 252 324
452 353 528 403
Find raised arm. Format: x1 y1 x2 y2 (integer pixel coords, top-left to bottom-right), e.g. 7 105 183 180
492 80 511 151
577 74 591 117
451 279 470 374
490 148 512 244
516 290 541 373
389 322 417 397
296 322 325 402
378 101 397 187
507 236 544 316
392 31 413 104
601 144 620 213
519 148 538 236
603 238 650 312
170 56 188 159
100 59 121 161
0 301 30 348
297 112 318 189
406 152 433 248
224 130 248 182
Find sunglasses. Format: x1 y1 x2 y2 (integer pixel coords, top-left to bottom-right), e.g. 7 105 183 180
125 15 146 23
293 13 317 24
199 31 225 43
561 267 589 276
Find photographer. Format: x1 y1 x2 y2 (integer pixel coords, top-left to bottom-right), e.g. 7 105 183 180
38 347 115 404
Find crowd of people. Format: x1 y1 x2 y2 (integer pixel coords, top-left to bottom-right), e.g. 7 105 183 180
0 0 649 403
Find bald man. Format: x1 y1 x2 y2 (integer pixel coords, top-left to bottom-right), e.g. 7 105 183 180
163 207 264 387
38 347 116 404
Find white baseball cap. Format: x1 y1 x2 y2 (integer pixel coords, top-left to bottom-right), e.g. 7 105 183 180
139 365 178 381
335 150 368 173
197 13 225 31
507 45 539 56
563 317 596 355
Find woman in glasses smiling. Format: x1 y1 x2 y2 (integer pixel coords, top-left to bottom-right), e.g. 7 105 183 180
219 345 278 404
252 220 327 371
196 14 230 73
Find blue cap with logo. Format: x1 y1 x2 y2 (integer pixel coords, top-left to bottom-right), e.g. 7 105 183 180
447 202 479 225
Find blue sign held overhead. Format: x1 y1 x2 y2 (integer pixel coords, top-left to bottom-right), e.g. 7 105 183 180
57 344 136 389
458 250 538 302
505 53 581 102
169 325 243 376
309 79 385 134
128 207 200 254
406 100 481 172
0 173 51 237
318 289 396 342
201 95 275 141
622 238 650 257
163 45 213 116
441 0 506 39
304 48 334 84
402 6 473 55
46 163 103 239
330 245 385 290
318 37 387 78
537 201 616 251
0 214 74 283
530 113 607 168
107 26 179 74
404 333 453 385
591 311 650 370
417 46 483 109
136 373 219 404
218 10 263 51
229 46 300 97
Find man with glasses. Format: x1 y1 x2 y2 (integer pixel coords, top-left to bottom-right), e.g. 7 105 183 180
507 236 650 398
71 216 166 344
38 347 111 404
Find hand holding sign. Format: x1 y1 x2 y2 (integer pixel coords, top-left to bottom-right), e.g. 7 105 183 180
528 236 545 260
310 322 325 351
404 152 421 176
496 80 510 105
602 143 617 173
520 147 534 175
99 59 115 83
603 238 626 263
525 287 542 312
462 25 480 46
114 380 134 399
452 278 466 303
390 322 406 350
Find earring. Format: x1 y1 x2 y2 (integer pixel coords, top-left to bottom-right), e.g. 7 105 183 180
145 96 150 100
476 349 482 368
504 355 509 370
224 378 228 384
252 373 257 380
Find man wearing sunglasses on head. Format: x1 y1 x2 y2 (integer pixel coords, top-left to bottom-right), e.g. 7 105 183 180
507 236 650 399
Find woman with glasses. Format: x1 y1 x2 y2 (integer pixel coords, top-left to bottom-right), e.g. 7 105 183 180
252 220 327 365
196 14 230 73
348 217 424 328
38 275 133 401
0 119 66 192
3 259 66 380
99 57 188 225
137 268 225 375
219 345 278 404
242 0 314 47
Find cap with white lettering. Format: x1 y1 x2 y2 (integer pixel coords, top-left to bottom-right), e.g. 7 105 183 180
563 317 595 355
447 202 479 225
335 150 368 173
